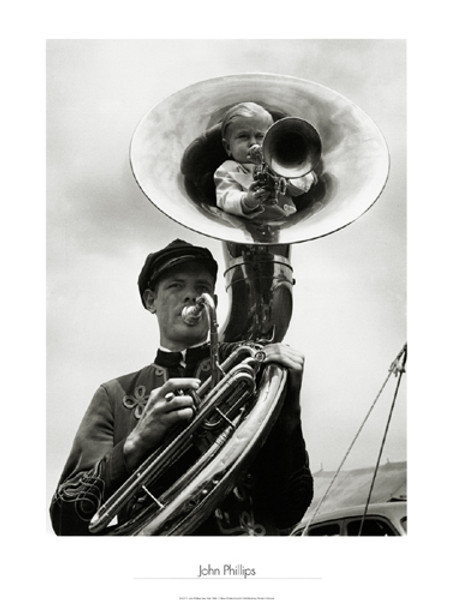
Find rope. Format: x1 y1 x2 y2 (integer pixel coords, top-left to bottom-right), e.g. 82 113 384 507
301 343 407 536
357 343 407 535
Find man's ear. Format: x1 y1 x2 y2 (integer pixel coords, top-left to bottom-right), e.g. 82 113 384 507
143 289 157 313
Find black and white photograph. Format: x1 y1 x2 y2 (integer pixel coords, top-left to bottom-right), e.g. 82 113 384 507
48 40 407 535
46 35 408 581
6 14 449 600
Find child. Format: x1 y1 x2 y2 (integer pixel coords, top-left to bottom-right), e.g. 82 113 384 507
214 102 317 220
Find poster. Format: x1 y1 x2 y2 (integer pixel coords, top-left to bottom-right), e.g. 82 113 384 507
46 34 406 590
6 6 449 599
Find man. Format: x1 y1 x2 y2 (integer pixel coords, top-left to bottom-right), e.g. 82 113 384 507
50 239 313 535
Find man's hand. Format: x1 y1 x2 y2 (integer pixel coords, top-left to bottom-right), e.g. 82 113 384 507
123 378 200 470
260 344 305 434
261 343 305 372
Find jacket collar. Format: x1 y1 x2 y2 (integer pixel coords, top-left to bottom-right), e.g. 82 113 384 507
155 343 210 369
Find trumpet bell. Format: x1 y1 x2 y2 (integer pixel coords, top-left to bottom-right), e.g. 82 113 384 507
130 73 389 245
263 116 322 179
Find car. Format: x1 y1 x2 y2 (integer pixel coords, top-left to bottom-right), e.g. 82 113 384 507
291 500 407 536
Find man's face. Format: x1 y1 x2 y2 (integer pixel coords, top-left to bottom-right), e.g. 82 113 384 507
144 261 216 351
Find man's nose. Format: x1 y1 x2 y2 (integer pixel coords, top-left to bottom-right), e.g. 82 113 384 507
184 287 198 302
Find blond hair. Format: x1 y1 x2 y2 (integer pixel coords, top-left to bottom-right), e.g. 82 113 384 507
220 102 273 141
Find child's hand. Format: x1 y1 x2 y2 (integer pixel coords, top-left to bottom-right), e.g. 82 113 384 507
242 181 272 213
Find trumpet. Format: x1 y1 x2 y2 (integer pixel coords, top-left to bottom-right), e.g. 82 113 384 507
249 116 322 199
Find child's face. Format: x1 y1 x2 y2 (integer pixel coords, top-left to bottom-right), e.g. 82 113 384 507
224 114 272 163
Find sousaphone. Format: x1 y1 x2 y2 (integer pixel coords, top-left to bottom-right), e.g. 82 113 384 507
90 73 389 535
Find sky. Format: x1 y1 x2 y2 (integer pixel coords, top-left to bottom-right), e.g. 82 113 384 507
46 39 407 527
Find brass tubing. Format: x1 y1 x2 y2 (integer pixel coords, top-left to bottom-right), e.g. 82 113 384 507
89 360 258 533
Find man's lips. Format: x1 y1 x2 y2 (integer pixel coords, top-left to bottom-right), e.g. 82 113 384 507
178 306 204 326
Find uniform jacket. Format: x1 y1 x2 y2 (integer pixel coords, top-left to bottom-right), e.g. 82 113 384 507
50 343 313 536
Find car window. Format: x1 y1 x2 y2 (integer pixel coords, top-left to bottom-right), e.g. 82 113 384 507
305 522 341 536
400 516 407 533
346 517 397 536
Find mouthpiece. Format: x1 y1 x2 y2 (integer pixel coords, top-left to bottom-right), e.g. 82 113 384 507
247 144 263 164
181 299 205 325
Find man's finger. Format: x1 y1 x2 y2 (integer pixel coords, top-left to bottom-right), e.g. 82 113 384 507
159 378 201 395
